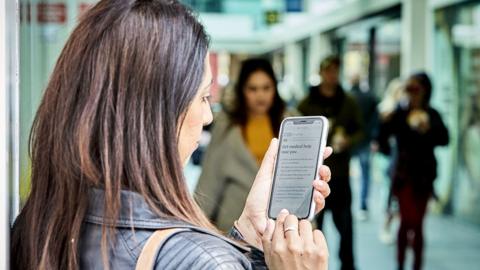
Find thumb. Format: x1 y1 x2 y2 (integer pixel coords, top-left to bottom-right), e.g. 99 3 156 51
261 219 275 254
257 138 279 178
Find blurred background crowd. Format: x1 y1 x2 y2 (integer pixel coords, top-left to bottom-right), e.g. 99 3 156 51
2 0 480 269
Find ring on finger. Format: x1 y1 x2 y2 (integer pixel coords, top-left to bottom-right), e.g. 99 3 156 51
284 226 298 234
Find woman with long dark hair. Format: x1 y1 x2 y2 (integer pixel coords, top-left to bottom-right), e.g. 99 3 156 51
229 58 286 137
377 72 449 270
11 1 332 269
194 58 289 231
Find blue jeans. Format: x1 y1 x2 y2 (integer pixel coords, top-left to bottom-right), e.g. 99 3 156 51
357 146 371 210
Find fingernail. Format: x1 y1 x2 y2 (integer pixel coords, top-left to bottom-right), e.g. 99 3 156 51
280 209 289 214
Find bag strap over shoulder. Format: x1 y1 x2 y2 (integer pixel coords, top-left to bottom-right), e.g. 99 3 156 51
135 228 189 270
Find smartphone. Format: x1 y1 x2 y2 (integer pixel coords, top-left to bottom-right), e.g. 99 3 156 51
267 116 329 220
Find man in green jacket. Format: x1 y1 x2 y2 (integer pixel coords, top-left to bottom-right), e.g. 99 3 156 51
298 55 364 270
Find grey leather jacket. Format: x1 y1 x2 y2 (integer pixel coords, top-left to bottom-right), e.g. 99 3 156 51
79 189 267 269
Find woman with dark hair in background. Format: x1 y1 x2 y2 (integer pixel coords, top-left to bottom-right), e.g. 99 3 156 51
377 72 449 270
195 58 289 232
10 1 333 269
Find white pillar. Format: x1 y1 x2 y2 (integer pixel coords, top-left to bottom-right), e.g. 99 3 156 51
0 7 8 270
284 42 304 102
306 33 332 87
401 0 429 77
1 0 19 267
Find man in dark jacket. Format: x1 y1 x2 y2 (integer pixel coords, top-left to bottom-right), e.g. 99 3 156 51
298 55 364 270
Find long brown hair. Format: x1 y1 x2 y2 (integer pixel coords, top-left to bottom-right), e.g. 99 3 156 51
11 0 215 269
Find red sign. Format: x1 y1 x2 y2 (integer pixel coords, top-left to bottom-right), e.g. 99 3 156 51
37 3 66 24
78 3 94 18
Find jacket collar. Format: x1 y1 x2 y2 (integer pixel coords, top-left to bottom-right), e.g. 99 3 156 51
85 188 189 229
85 188 250 251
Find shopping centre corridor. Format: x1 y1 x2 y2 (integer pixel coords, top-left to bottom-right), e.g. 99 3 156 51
3 0 480 268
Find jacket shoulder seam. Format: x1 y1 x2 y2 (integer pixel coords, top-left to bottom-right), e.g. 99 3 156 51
118 229 139 261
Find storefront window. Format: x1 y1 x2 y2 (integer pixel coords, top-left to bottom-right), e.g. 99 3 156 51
374 19 401 97
333 15 401 98
434 2 480 224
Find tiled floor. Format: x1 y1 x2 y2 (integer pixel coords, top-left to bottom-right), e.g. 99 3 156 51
184 157 480 270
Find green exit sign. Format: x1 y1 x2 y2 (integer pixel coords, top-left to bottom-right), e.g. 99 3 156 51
264 10 280 25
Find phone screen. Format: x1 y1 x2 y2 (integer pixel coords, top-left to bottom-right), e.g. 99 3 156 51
269 118 325 219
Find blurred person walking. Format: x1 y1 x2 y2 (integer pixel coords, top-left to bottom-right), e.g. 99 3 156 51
377 72 449 270
378 78 407 121
10 1 334 269
375 78 406 244
195 58 288 232
298 55 364 270
349 75 379 220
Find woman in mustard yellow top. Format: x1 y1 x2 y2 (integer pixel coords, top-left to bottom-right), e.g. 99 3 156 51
195 58 287 231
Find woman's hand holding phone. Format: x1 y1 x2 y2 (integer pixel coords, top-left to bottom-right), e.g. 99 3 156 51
262 210 329 270
236 138 333 250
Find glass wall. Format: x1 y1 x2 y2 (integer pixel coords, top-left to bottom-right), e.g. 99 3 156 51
433 1 480 224
18 0 98 203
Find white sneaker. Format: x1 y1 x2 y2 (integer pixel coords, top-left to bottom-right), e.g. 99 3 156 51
379 226 394 245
